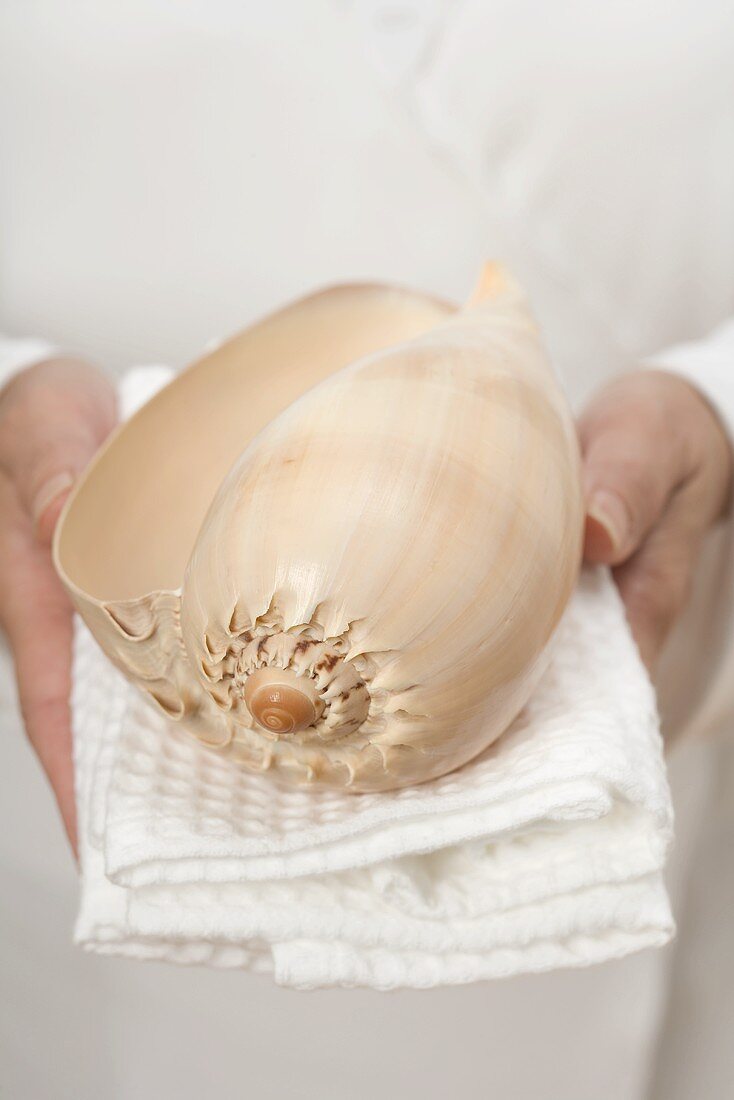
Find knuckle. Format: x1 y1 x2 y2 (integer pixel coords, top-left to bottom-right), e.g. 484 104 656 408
0 397 28 453
581 375 673 461
0 385 61 473
617 461 660 517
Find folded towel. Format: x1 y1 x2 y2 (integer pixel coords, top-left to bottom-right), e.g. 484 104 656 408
73 368 674 990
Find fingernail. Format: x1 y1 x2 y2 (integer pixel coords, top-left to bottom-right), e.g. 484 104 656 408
587 489 628 554
32 471 75 527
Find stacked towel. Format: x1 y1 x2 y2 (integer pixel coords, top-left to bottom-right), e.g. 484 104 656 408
73 369 674 990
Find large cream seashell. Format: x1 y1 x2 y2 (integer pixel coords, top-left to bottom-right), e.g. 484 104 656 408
54 265 584 791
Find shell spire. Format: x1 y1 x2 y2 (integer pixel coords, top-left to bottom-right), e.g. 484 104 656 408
244 668 324 737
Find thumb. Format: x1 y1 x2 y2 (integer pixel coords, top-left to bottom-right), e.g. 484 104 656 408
21 426 103 544
612 500 700 670
0 360 116 544
579 381 687 566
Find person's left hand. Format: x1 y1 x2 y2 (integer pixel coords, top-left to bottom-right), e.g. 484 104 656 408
579 370 733 670
0 358 117 854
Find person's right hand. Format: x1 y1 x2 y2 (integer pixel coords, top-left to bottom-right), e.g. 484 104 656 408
0 359 117 854
580 370 732 670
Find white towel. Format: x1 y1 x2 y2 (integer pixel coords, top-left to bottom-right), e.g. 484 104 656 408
73 368 674 990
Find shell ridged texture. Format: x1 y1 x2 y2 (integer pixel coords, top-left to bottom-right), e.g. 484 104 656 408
55 266 584 791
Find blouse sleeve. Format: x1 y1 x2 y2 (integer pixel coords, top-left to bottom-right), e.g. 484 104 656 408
643 320 734 743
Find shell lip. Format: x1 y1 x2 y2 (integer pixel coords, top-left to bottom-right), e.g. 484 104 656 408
51 280 457 612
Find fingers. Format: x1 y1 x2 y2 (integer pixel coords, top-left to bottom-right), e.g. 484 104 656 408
0 359 116 544
0 473 77 854
15 617 78 855
612 493 700 670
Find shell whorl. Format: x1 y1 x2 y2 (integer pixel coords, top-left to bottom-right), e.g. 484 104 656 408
243 668 324 737
197 624 373 747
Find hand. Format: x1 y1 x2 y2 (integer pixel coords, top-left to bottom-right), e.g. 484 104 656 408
0 359 116 854
580 370 732 670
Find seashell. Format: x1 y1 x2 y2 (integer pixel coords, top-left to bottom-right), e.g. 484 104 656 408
54 264 584 791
